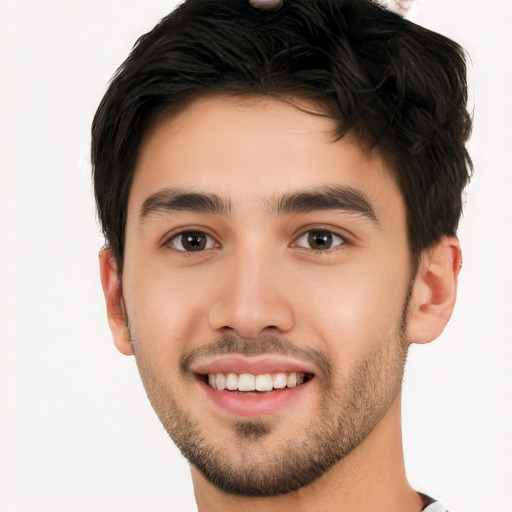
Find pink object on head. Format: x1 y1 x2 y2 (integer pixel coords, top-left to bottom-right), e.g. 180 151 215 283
249 0 283 12
395 0 415 13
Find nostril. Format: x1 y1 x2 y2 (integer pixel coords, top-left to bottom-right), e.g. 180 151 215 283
208 293 295 338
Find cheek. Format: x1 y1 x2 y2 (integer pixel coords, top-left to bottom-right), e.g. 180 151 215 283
122 262 215 360
295 251 409 357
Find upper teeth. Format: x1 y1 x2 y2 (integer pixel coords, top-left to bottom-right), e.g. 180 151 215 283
207 372 306 392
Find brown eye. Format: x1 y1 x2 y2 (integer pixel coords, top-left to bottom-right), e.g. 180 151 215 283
308 231 333 250
295 230 344 251
169 231 215 252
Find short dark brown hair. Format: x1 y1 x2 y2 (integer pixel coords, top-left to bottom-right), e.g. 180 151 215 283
92 0 472 272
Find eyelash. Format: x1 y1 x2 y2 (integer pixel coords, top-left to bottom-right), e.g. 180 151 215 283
292 230 346 253
164 228 349 254
166 230 218 253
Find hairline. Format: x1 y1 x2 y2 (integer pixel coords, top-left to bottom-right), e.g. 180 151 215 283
113 91 424 277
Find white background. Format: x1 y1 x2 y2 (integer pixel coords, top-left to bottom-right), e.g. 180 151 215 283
0 1 510 511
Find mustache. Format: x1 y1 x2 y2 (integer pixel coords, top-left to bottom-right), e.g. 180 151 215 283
180 334 332 380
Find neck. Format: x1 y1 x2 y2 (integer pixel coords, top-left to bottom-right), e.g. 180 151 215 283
192 395 423 512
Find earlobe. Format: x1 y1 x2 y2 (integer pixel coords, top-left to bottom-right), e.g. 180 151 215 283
99 248 133 356
406 237 462 344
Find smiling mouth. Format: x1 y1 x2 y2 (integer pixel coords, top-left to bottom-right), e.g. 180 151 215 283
199 372 313 394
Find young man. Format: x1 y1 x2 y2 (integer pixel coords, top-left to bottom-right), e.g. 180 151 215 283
92 0 472 510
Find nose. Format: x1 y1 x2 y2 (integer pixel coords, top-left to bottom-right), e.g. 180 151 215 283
208 249 295 338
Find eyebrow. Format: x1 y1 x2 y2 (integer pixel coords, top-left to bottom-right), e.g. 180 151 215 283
139 185 379 225
270 185 379 224
140 188 231 220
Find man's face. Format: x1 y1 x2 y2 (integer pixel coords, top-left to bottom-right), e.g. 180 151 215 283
120 95 413 496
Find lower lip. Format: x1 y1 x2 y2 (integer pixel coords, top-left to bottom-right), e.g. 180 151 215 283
197 378 312 417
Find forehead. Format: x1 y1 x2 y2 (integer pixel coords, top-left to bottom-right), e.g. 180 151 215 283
128 95 404 223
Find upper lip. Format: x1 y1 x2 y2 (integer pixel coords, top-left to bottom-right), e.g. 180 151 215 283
190 355 316 376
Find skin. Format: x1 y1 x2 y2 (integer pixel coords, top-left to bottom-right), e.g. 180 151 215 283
100 95 462 511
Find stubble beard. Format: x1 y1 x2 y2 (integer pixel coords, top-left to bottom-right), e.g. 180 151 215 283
129 305 410 497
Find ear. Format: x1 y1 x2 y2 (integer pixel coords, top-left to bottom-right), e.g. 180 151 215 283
99 248 133 356
406 236 462 344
